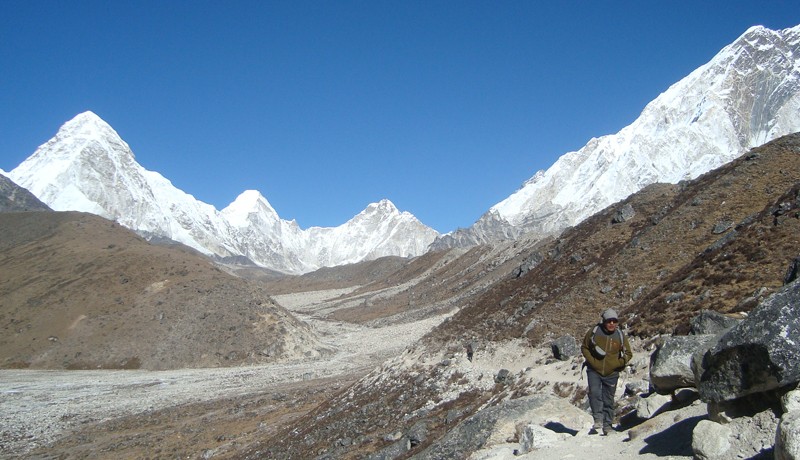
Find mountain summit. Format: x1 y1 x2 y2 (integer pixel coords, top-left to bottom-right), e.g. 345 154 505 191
433 24 800 249
9 113 438 274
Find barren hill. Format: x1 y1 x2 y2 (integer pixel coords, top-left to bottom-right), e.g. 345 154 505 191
0 211 325 370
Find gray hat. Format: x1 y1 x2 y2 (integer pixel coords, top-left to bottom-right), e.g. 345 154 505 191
601 308 619 321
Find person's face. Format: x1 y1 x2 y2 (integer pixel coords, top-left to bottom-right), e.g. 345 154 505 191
604 318 618 332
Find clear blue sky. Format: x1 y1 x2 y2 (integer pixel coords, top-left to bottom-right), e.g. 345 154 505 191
1 2 798 233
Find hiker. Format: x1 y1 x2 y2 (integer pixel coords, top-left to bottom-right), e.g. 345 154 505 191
581 308 633 435
465 338 476 362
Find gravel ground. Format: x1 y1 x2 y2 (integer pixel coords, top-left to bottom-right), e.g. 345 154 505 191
0 288 453 457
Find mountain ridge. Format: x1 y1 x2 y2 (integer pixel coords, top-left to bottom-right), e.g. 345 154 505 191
8 113 438 274
432 24 800 249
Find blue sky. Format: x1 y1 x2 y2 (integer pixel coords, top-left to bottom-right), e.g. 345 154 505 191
1 2 798 233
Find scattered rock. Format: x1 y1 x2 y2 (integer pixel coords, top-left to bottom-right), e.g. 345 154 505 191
518 423 558 453
783 387 800 413
612 203 635 223
366 437 411 460
712 220 734 234
634 392 671 419
550 335 578 361
776 411 800 460
692 419 732 460
495 369 513 384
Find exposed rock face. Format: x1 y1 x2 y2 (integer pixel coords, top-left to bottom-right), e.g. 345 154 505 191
649 335 715 393
689 310 742 335
695 280 800 402
409 395 549 459
0 174 51 212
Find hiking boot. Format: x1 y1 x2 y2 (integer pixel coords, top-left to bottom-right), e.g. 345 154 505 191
602 424 614 436
589 420 602 435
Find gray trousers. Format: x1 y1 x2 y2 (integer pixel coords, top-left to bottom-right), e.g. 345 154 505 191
586 367 619 426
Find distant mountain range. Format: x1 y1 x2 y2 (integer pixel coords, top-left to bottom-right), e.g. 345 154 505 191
5 24 800 273
6 112 437 273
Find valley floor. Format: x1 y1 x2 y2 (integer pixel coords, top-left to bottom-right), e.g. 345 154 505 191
0 287 453 458
1 287 708 459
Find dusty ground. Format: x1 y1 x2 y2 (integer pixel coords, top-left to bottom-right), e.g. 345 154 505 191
0 288 454 459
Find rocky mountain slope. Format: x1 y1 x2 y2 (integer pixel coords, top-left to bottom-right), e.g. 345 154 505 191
0 174 50 212
0 211 327 370
434 24 800 249
240 132 800 459
6 112 438 274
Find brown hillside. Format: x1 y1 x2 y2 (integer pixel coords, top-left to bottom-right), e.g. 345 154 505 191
436 132 800 346
0 211 325 370
245 133 800 459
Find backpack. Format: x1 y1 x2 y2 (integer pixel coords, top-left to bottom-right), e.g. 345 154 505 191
590 324 625 358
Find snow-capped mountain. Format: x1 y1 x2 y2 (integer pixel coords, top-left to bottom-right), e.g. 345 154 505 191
433 24 800 249
8 112 438 274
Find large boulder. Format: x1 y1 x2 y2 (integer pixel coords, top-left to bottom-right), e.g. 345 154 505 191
650 335 715 393
694 281 800 402
690 310 741 335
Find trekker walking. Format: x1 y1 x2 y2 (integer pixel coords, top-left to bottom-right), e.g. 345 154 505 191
581 308 632 435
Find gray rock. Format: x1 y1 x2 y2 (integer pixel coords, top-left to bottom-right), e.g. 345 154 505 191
673 388 699 404
612 203 635 223
692 420 732 460
409 395 549 459
407 420 428 447
495 369 513 384
635 392 672 419
366 437 411 460
514 252 544 278
783 388 800 413
776 411 800 460
519 424 558 453
695 281 800 402
689 310 741 335
0 174 52 212
550 335 579 361
650 334 715 393
625 380 650 396
712 220 734 234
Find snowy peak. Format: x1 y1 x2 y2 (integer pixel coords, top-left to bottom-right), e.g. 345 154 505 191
221 190 279 228
355 199 403 222
433 24 800 249
9 111 142 215
9 113 438 274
